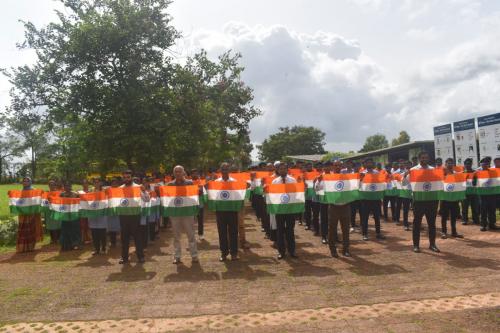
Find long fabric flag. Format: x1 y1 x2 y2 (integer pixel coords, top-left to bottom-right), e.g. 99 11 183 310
265 183 305 214
41 191 61 214
321 173 359 204
107 187 142 215
159 185 200 217
303 171 320 200
207 181 247 212
359 173 386 200
440 173 467 201
79 191 108 218
465 173 475 195
384 175 399 196
49 197 80 221
474 169 500 195
150 191 161 216
8 189 43 215
410 169 444 201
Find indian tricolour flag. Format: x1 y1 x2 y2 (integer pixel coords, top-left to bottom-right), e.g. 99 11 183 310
265 183 305 214
465 173 475 195
107 187 142 215
41 191 60 214
410 169 444 201
393 174 412 199
49 197 80 221
303 171 319 200
475 169 500 195
359 173 386 200
384 175 399 196
8 189 43 215
321 173 359 204
150 191 161 216
79 191 108 218
159 185 199 217
207 181 247 212
440 173 466 201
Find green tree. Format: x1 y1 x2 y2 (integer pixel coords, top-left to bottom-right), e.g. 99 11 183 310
391 130 411 146
257 126 326 161
321 151 352 162
0 131 23 181
3 0 259 177
358 134 389 153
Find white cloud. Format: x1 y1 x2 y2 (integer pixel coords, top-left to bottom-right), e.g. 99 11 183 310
406 27 441 42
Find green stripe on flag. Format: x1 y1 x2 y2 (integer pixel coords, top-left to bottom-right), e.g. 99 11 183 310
439 191 466 201
51 211 80 221
112 207 142 216
322 191 359 204
10 205 41 215
384 189 399 196
267 202 304 215
80 209 107 218
253 187 264 195
398 189 412 199
162 206 199 217
476 187 500 196
208 200 243 212
412 191 441 201
305 188 315 200
359 191 384 200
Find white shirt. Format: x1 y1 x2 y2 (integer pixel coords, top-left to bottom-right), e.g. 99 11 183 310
410 164 435 170
215 176 236 182
271 175 296 184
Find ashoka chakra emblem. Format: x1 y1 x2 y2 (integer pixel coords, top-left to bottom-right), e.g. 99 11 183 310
120 198 129 207
90 202 99 209
280 193 290 204
17 199 25 205
483 179 493 187
219 191 230 200
174 197 183 206
423 182 432 192
445 184 455 192
335 181 345 191
59 205 66 212
368 184 377 192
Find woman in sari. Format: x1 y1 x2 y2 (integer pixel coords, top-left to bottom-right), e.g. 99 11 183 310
16 177 42 253
59 181 82 251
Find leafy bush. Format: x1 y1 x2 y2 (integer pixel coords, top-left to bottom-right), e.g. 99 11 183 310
0 217 18 246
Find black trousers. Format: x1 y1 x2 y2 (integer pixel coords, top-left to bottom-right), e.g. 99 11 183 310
462 194 480 224
480 195 497 228
441 201 460 234
304 200 313 227
139 224 148 248
91 228 107 252
312 201 320 233
119 215 144 260
149 222 156 241
395 197 411 226
254 195 265 228
328 204 350 252
412 201 438 248
215 211 239 256
108 231 117 247
350 200 360 228
320 203 329 239
275 214 296 255
197 207 204 236
383 196 397 221
360 200 381 236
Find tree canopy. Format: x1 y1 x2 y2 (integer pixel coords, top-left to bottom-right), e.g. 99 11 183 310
358 134 389 153
257 126 326 162
2 0 260 180
391 131 411 146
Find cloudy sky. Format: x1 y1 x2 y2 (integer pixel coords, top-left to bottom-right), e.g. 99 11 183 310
2 0 500 154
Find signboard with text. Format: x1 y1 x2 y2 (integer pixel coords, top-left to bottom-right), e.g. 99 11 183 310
453 118 477 166
433 124 454 162
478 113 500 162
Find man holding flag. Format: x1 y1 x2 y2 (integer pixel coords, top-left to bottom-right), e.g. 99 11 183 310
440 158 464 239
359 158 386 241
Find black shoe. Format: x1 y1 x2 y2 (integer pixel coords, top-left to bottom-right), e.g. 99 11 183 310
314 231 320 236
290 253 298 259
376 233 385 240
429 245 440 253
277 253 285 260
173 258 181 264
118 258 129 264
219 255 227 262
489 225 499 230
305 226 311 231
298 221 303 225
230 254 239 261
462 221 468 225
330 248 339 258
404 226 410 231
343 250 351 257
480 226 487 232
321 238 328 244
451 233 464 238
362 235 369 241
138 257 145 264
413 246 420 253
441 233 447 239
92 251 99 256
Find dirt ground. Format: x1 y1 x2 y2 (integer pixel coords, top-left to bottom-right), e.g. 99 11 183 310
0 205 499 332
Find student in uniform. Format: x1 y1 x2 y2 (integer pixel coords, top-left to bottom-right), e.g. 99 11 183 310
88 178 108 255
317 161 332 244
360 158 385 241
461 158 479 225
476 157 499 232
395 160 412 231
440 158 464 239
382 164 397 223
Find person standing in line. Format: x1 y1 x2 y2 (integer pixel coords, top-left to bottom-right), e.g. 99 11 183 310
440 158 464 239
476 157 499 232
88 178 108 255
461 158 479 226
359 158 385 241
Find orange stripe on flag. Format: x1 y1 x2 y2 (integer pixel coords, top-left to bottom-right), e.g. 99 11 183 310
50 197 80 205
322 173 359 181
159 185 199 197
409 169 444 182
80 192 107 201
303 172 320 180
265 183 305 194
106 187 142 198
8 189 43 198
362 173 386 183
444 173 467 183
207 181 248 191
230 173 250 182
474 169 500 179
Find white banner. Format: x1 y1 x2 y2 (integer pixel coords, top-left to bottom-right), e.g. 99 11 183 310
453 118 477 166
478 113 500 163
433 124 454 162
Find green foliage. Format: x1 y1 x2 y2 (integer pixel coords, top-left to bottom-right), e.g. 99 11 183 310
257 126 326 162
3 0 260 178
391 131 411 146
0 217 17 246
359 134 389 153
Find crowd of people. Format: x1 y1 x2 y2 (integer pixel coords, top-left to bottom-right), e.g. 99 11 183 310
8 151 499 265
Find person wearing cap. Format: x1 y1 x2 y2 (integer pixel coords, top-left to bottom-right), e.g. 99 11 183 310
475 157 499 231
272 162 298 259
461 158 479 226
440 158 464 239
359 158 385 241
409 151 440 253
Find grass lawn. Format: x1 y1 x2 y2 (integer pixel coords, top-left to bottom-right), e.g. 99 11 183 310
0 184 49 219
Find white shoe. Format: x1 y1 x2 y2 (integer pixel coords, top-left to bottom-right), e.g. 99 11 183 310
198 235 204 240
349 227 355 233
